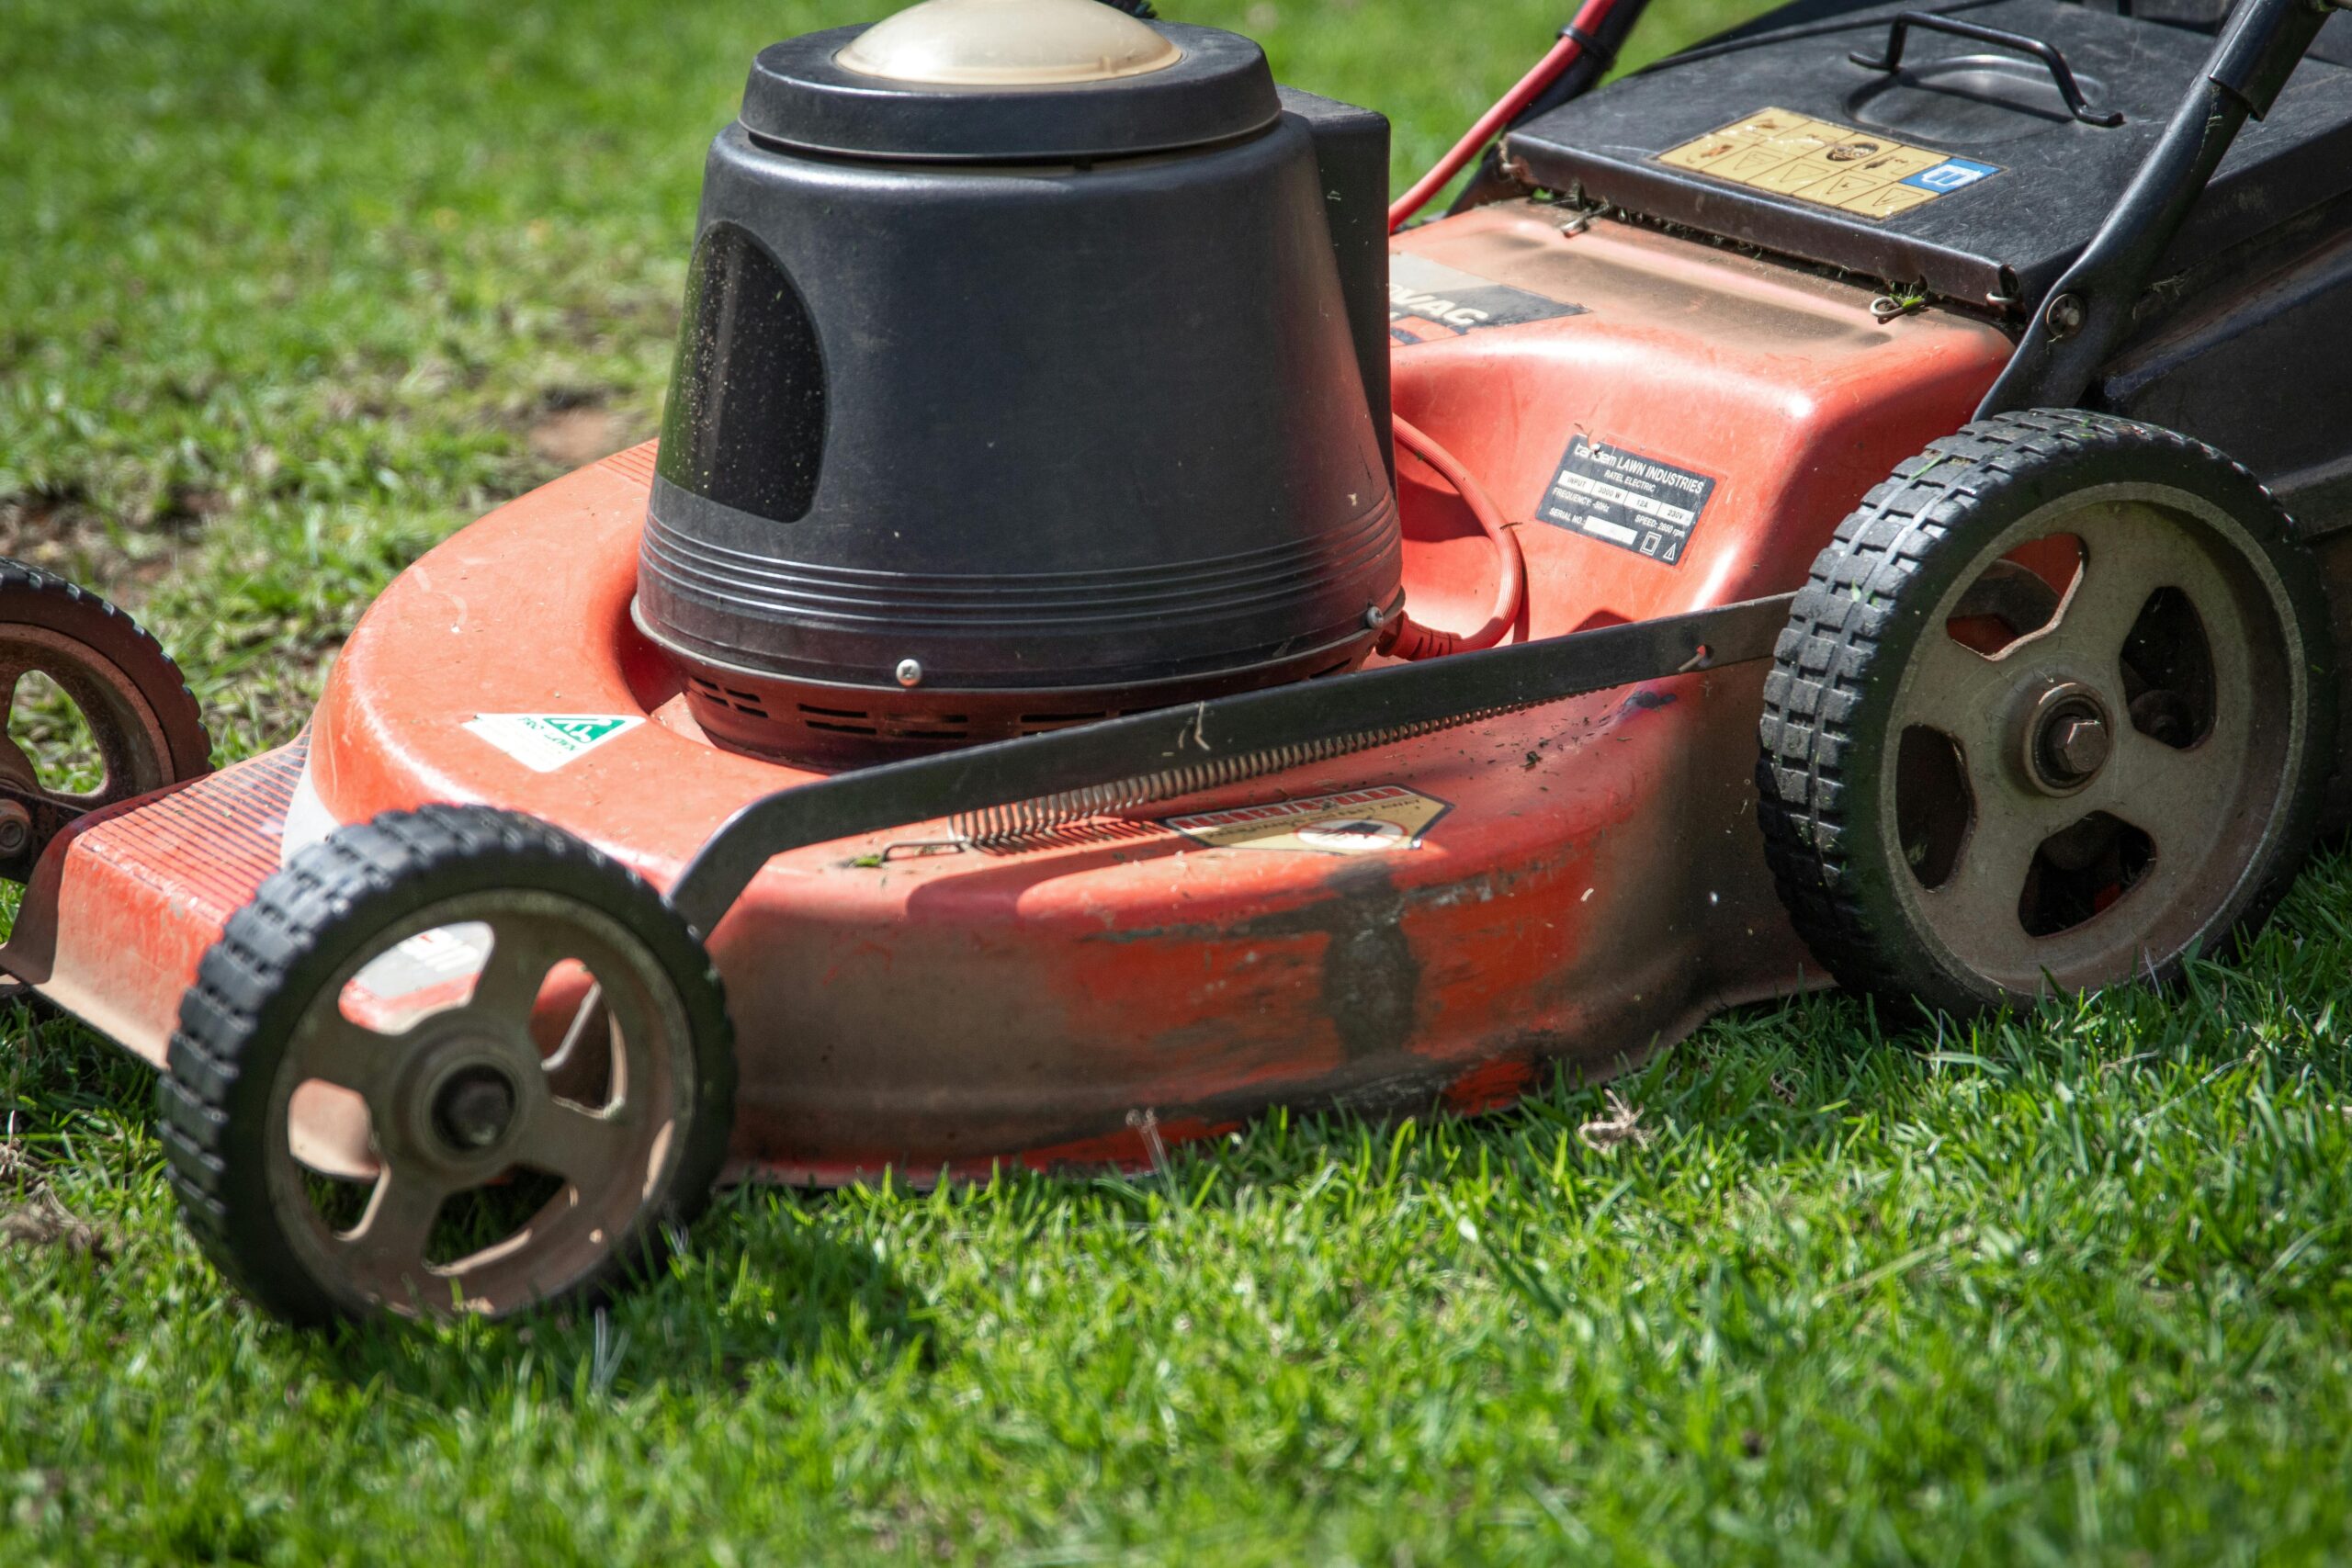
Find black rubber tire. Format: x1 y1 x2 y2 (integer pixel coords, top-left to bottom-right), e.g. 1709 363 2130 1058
1756 410 2338 1016
0 558 211 872
159 805 737 1326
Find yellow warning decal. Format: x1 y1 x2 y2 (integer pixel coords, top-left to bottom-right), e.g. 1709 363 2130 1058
1164 784 1451 855
1657 107 2000 220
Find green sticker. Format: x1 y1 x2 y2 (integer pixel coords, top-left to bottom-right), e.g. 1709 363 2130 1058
463 713 643 773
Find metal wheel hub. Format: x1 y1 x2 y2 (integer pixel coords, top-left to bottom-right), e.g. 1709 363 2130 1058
1883 484 2301 994
379 1022 546 1179
425 1058 524 1158
264 890 693 1317
2021 680 2113 795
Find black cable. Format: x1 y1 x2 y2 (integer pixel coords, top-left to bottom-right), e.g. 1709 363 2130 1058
1510 0 1658 127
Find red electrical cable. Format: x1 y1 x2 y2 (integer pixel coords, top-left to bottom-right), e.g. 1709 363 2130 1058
1386 0 1622 233
1382 414 1526 661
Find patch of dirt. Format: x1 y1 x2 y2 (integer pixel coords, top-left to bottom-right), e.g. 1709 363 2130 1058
0 1129 108 1257
0 494 97 558
152 484 231 531
528 406 639 468
0 493 185 604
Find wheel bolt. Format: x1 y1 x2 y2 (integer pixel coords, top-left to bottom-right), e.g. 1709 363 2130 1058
431 1066 518 1154
2022 682 2114 795
2044 291 2087 341
0 801 29 857
2049 714 2110 779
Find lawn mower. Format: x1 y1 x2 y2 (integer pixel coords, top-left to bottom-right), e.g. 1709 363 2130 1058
8 0 2351 1324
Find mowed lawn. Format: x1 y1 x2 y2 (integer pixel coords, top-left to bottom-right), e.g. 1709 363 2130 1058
7 0 2352 1562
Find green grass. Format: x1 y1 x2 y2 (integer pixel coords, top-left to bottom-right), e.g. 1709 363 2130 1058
7 1 2352 1562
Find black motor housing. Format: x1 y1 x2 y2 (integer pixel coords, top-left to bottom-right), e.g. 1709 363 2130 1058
635 17 1401 766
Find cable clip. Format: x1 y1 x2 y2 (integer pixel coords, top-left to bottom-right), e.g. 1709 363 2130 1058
1558 21 1618 74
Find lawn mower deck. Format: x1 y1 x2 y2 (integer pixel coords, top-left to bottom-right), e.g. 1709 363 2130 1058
8 0 2352 1323
9 209 2013 1180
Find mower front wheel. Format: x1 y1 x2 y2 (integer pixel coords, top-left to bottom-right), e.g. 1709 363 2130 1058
160 806 736 1325
1757 411 2336 1015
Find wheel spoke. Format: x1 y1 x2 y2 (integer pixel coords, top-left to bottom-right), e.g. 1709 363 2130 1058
2043 509 2207 673
0 654 59 795
0 736 38 790
0 656 30 735
1906 634 2016 763
283 1006 404 1099
541 985 616 1107
1911 635 2037 822
516 1100 640 1186
336 1169 451 1297
543 983 606 1076
2072 723 2245 931
1911 629 2012 703
1925 805 2049 948
2088 720 2239 829
470 917 564 1019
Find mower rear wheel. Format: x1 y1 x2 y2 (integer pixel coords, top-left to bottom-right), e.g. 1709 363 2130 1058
1757 412 2335 1015
161 806 736 1325
0 559 211 878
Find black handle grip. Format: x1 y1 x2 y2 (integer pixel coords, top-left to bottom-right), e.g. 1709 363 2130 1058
1849 12 2126 128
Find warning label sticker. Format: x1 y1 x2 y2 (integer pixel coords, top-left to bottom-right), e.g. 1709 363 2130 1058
1388 254 1586 347
464 713 643 773
1538 435 1717 566
1657 107 2000 220
1164 784 1451 855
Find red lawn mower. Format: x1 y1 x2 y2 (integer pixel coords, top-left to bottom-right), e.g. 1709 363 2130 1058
9 0 2351 1323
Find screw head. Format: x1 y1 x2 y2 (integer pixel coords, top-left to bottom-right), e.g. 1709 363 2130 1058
1363 604 1386 631
2044 291 2087 341
430 1066 518 1155
0 801 29 857
894 658 923 689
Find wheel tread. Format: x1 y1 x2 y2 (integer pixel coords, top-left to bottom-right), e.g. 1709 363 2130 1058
1757 410 2335 1012
162 805 735 1325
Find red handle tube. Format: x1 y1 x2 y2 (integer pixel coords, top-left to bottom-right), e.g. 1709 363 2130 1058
1386 0 1623 232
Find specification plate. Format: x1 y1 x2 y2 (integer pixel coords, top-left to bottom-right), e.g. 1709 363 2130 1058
1538 436 1717 567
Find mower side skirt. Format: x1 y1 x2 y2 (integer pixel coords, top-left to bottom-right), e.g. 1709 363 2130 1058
671 592 1798 934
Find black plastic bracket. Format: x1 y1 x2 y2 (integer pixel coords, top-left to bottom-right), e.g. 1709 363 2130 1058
1975 0 2330 418
1849 12 2125 127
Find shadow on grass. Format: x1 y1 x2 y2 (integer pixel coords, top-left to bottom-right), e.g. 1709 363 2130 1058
8 844 2349 1404
297 1189 933 1406
5 1007 930 1406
